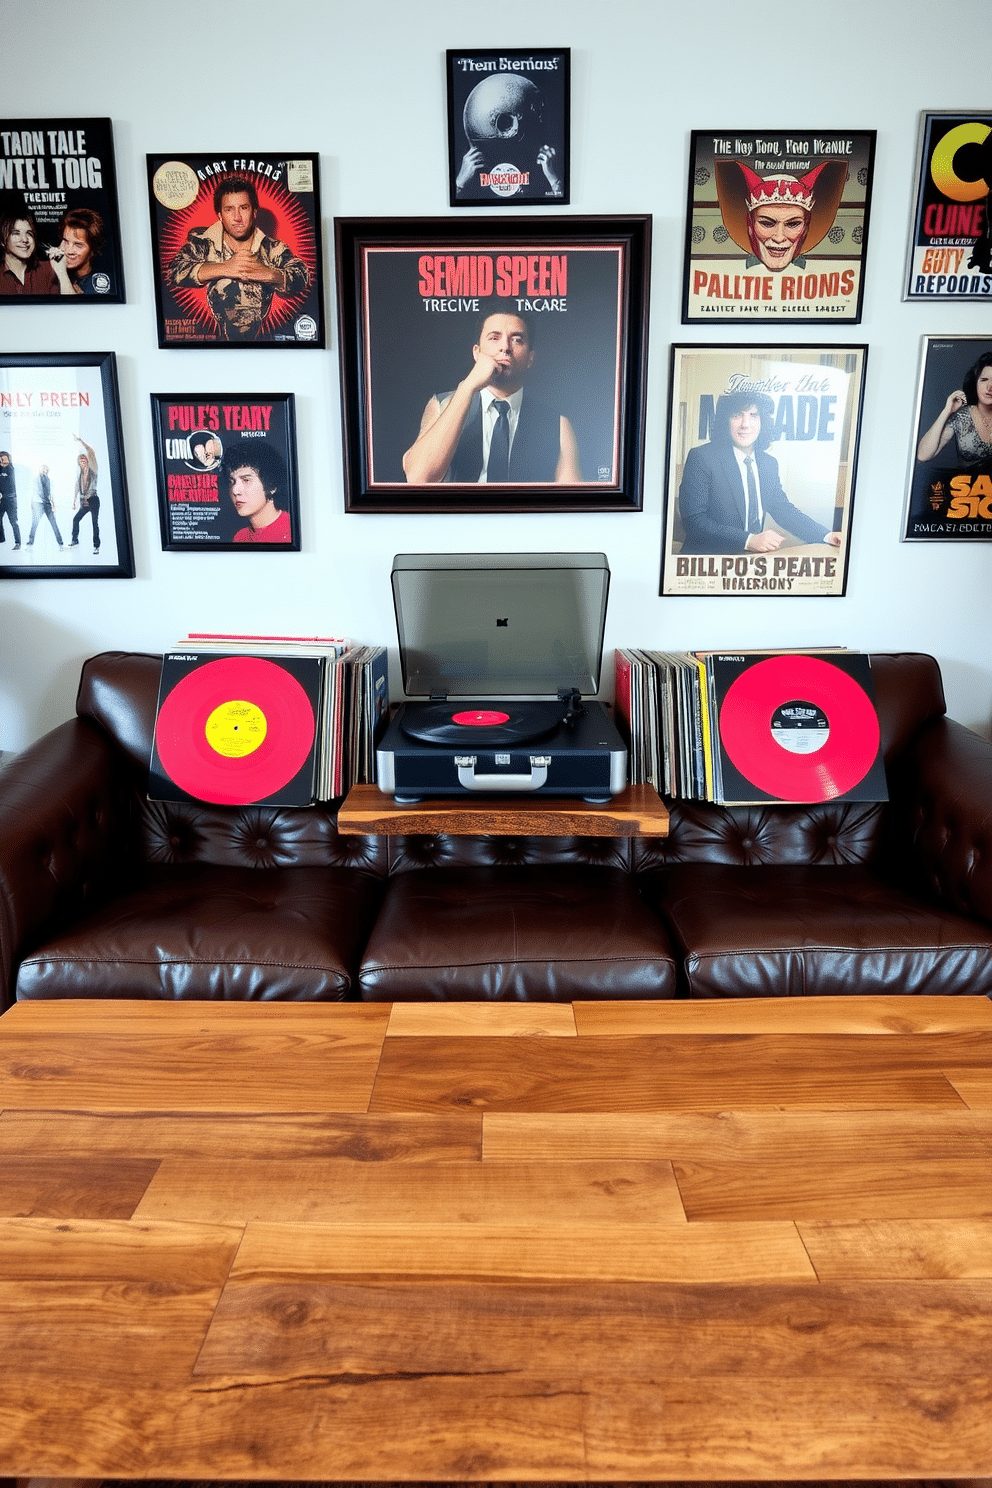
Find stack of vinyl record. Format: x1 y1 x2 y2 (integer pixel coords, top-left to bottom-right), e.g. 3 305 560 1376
614 649 887 806
149 634 389 808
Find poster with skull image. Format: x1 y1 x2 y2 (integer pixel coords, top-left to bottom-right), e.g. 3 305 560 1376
446 50 570 207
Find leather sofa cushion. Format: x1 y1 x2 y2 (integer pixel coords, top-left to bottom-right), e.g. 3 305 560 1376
640 863 992 999
16 863 383 1003
359 865 678 1002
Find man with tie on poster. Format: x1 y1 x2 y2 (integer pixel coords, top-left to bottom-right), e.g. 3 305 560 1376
402 307 581 484
677 390 843 554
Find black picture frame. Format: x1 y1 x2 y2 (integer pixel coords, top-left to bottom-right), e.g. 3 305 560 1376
661 343 868 598
681 129 876 325
146 152 325 348
0 351 134 578
904 112 992 303
445 49 570 208
150 392 301 551
903 335 992 540
0 117 126 303
334 214 651 514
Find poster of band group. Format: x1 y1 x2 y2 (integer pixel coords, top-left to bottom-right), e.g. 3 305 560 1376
661 345 868 597
335 217 650 513
146 152 324 347
0 118 124 301
904 113 992 301
682 130 876 323
150 394 300 551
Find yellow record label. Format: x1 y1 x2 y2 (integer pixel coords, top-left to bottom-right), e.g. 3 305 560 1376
205 700 267 758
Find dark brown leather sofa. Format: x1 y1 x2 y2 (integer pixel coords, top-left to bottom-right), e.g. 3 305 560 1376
2 650 990 1010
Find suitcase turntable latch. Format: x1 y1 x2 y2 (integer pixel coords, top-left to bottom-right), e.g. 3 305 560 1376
454 755 552 792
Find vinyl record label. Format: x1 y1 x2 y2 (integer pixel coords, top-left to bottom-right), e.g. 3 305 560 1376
718 655 880 801
154 655 317 805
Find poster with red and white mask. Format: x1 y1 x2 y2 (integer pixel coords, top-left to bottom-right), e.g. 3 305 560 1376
681 130 876 324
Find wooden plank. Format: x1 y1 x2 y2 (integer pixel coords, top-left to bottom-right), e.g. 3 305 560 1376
573 993 992 1036
369 1033 983 1113
0 1007 390 1113
0 1374 588 1481
798 1218 992 1279
0 998 392 1035
0 1156 161 1219
0 1109 482 1162
386 1001 578 1036
482 1108 992 1163
228 1218 818 1283
673 1154 991 1222
945 1067 992 1109
582 1374 992 1480
134 1157 687 1226
335 782 670 836
0 1215 241 1282
0 1279 226 1384
192 1277 991 1381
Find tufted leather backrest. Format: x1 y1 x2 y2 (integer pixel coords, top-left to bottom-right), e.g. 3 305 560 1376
76 651 387 874
76 650 947 876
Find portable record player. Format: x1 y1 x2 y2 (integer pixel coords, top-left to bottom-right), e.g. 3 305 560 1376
376 552 627 803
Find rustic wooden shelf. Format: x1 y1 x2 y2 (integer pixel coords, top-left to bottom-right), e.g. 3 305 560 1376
337 782 670 837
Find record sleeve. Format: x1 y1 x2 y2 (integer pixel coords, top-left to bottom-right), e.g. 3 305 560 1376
707 652 887 805
149 651 324 808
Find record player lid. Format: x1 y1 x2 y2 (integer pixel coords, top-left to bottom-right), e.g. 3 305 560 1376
391 552 611 698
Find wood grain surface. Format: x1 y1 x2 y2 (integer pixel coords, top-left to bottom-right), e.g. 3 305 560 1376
336 782 671 836
1 995 989 1481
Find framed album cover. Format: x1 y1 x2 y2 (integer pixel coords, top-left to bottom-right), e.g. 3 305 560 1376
150 392 300 551
0 118 125 302
682 130 876 324
334 214 651 514
904 113 992 302
146 152 324 348
661 344 868 597
446 49 570 207
903 336 992 541
0 352 134 578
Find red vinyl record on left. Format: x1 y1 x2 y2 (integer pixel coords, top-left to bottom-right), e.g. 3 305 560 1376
154 656 317 805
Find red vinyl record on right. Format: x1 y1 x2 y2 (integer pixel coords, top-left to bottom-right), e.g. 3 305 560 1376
718 654 881 802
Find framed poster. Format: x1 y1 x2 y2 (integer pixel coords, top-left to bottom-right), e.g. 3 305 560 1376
150 393 300 551
904 113 992 302
446 49 570 207
0 118 125 301
904 336 992 541
661 344 868 597
334 215 651 513
146 152 324 347
0 352 134 578
682 130 876 323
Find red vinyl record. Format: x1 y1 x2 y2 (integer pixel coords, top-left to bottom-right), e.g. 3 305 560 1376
154 656 317 805
718 654 880 802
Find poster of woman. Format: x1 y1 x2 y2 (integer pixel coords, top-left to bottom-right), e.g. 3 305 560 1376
904 336 992 541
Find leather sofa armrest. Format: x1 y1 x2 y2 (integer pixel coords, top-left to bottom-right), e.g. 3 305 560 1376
0 717 133 1010
889 715 992 925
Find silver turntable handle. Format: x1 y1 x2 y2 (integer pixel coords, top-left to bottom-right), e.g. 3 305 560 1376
454 755 552 793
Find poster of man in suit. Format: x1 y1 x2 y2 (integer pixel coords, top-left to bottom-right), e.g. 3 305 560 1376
661 345 867 597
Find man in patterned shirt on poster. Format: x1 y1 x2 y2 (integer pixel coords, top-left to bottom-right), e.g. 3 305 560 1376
168 176 309 342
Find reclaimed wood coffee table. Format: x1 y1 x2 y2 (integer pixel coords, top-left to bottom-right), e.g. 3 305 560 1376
1 994 990 1481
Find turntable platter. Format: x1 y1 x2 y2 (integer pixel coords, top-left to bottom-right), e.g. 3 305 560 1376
399 700 565 747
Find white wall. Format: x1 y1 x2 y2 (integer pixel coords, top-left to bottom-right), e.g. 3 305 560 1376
2 0 990 750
